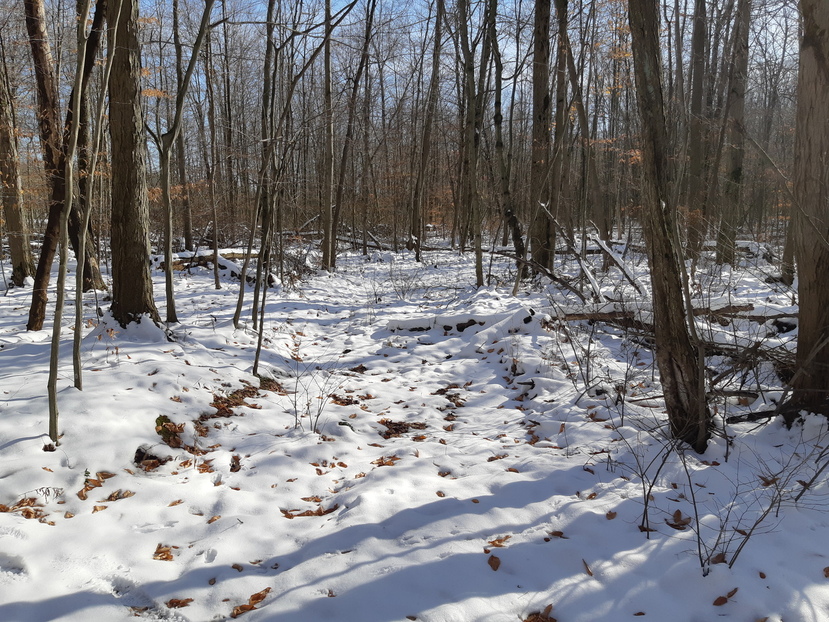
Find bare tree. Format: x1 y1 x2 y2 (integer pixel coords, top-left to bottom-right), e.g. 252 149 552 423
108 0 159 325
0 35 34 287
628 0 710 452
787 0 829 419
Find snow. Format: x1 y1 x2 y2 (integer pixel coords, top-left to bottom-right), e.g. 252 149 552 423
1 246 828 621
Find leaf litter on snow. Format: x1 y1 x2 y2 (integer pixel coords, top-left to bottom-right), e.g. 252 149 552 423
0 248 827 621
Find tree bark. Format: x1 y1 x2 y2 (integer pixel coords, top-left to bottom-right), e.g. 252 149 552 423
628 0 710 452
410 0 444 263
715 0 751 266
24 0 106 331
787 0 829 418
529 0 553 270
108 0 159 326
0 48 34 286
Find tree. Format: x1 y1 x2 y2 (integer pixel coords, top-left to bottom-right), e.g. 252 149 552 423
108 0 159 326
787 0 829 419
528 0 553 270
715 0 751 266
151 0 217 324
23 0 106 331
628 0 710 452
0 36 34 287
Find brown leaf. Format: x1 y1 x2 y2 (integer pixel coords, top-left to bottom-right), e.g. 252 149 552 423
606 511 617 520
548 530 568 539
487 453 508 462
713 596 729 606
436 491 446 497
582 559 593 577
230 603 255 618
166 598 193 608
487 555 501 571
488 535 511 548
281 504 339 519
92 505 107 513
823 567 829 578
711 552 727 564
207 515 221 524
727 587 739 598
371 455 401 467
153 544 174 561
248 588 271 606
759 572 766 579
232 564 244 572
168 499 183 507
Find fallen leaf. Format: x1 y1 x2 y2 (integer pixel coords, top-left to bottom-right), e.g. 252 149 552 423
169 499 183 507
92 505 107 513
249 588 271 605
582 559 593 577
713 596 728 606
153 544 174 561
166 598 193 608
230 603 255 618
759 571 766 579
727 587 739 598
488 535 511 548
606 511 617 520
207 515 221 524
487 555 501 571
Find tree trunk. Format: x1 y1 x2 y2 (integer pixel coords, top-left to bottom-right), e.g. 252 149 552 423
628 0 710 452
0 50 34 286
410 0 444 263
529 0 553 270
787 0 829 418
684 0 709 260
321 0 335 270
24 0 106 331
715 0 750 266
172 0 193 251
108 0 159 326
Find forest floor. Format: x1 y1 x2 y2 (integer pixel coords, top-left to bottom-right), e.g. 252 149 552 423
1 243 828 621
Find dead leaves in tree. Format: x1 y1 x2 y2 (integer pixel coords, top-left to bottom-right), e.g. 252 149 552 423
230 587 271 618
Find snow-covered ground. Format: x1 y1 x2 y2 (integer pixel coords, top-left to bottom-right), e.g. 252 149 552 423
1 246 828 621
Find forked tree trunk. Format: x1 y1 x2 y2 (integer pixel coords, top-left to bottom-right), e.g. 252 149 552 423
787 0 829 419
24 0 107 332
628 0 710 452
